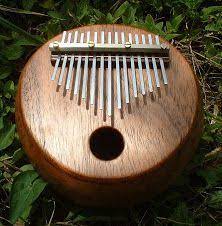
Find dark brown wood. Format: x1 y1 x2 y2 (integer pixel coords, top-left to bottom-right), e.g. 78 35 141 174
15 24 203 207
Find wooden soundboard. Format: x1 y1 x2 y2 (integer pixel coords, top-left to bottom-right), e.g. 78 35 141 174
15 24 203 207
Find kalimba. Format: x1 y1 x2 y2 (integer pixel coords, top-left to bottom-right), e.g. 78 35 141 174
16 25 203 207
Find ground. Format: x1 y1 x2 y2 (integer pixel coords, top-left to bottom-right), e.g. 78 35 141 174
0 0 221 225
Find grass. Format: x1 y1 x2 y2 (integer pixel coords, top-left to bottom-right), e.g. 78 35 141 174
0 0 221 225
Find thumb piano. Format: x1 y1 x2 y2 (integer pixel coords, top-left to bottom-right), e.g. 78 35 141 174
16 25 203 206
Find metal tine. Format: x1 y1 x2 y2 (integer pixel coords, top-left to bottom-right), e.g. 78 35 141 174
148 34 160 88
74 33 84 95
114 32 121 110
155 35 168 85
135 34 145 95
128 33 138 98
58 33 72 85
82 31 90 98
66 31 78 90
121 32 130 104
51 31 67 80
90 32 98 105
142 34 153 93
99 31 105 110
107 32 112 116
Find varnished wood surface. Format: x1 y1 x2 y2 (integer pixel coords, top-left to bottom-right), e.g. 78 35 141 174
16 24 203 206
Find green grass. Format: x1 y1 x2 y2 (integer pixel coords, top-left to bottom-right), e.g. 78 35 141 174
0 0 221 225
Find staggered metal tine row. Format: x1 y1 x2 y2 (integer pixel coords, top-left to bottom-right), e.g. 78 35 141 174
148 34 160 88
51 31 168 116
142 34 153 92
90 32 98 105
107 32 112 116
58 33 72 85
82 31 90 98
99 32 105 110
121 32 130 104
114 32 121 110
155 35 168 85
135 34 146 95
51 31 66 81
129 33 138 98
66 31 78 90
74 33 84 95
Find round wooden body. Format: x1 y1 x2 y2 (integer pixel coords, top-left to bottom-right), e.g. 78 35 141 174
16 25 203 207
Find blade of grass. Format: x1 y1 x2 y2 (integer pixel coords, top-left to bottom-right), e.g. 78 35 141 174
0 4 48 16
0 16 42 45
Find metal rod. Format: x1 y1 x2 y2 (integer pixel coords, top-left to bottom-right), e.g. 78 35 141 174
121 32 130 104
52 55 169 64
115 32 121 110
51 31 66 80
155 35 168 85
66 31 78 90
148 34 160 88
58 33 72 85
129 33 138 98
99 31 105 110
135 34 145 95
74 33 84 95
142 34 153 93
107 32 112 116
90 32 98 105
82 31 90 98
49 43 169 54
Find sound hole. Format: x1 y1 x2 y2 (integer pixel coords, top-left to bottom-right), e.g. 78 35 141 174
89 127 124 161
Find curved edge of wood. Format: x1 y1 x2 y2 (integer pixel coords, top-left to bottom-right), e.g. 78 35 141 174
16 74 203 206
16 86 203 205
15 24 204 206
16 24 203 183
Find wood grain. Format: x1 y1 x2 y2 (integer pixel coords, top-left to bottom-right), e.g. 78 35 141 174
15 24 203 206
